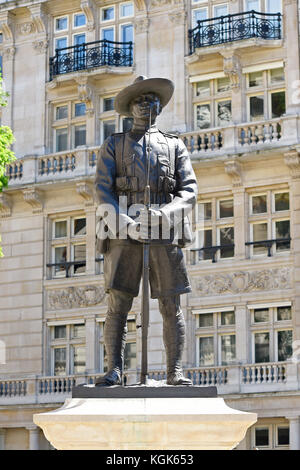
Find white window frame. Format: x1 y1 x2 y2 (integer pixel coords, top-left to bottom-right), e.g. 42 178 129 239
73 12 87 29
100 5 115 23
119 1 134 19
195 309 236 366
54 36 68 51
119 21 134 43
54 15 68 33
72 32 86 46
250 305 293 363
100 25 115 41
50 322 86 376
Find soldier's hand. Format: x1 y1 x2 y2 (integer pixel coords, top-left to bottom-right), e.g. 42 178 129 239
140 207 162 228
128 222 144 242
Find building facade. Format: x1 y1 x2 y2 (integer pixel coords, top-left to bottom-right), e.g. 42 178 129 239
0 0 300 450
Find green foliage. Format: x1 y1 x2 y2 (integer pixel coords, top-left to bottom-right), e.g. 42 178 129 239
0 74 15 257
0 74 15 191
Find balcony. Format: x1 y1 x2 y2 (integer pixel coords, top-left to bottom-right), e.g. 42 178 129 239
49 39 133 80
188 10 282 54
0 362 298 405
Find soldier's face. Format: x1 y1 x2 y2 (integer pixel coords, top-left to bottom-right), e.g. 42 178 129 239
130 93 161 121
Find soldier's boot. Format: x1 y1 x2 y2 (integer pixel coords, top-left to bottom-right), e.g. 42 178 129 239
159 296 192 386
95 311 127 386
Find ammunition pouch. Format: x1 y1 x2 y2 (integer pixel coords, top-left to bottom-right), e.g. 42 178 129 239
116 176 139 192
158 175 176 194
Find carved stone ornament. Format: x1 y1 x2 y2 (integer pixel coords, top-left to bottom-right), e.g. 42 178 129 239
224 160 242 187
3 46 16 60
284 150 300 179
192 268 292 296
222 52 242 90
168 9 186 25
81 0 95 32
32 39 48 54
134 17 150 33
0 193 12 218
0 11 14 41
48 285 106 310
22 187 43 213
76 182 94 206
76 76 94 116
19 22 35 35
151 0 183 7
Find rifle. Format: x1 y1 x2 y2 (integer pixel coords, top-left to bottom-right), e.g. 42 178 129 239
140 103 156 385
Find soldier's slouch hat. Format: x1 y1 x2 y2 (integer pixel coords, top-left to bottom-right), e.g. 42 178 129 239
115 75 174 117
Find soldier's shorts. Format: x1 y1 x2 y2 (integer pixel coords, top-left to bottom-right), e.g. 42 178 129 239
103 239 192 298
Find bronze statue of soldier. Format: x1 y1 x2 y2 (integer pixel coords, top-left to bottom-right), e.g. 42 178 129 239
94 76 198 386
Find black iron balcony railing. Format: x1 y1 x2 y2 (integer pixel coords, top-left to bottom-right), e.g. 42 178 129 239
245 238 291 256
49 39 133 80
46 257 104 278
191 244 235 263
188 10 282 53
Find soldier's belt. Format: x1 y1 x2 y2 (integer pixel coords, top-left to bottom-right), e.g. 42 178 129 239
115 175 176 193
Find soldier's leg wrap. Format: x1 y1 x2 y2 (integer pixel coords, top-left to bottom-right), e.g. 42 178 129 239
96 289 134 386
158 295 192 386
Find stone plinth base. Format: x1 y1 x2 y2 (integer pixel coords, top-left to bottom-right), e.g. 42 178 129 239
33 387 257 450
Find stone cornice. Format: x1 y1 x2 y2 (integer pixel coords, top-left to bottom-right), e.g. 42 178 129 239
76 182 94 206
224 159 242 187
0 10 14 41
0 193 12 218
284 150 300 179
22 187 43 213
28 3 47 34
80 0 95 32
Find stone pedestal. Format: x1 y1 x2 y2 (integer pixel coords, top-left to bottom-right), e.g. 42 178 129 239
33 386 257 450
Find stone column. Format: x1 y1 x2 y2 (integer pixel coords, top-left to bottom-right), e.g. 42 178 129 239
1 46 15 130
286 417 300 450
283 0 300 115
85 206 96 275
0 429 6 450
85 316 97 373
284 151 300 342
168 8 187 132
26 425 40 450
134 15 150 77
32 38 48 155
235 304 249 364
224 160 245 259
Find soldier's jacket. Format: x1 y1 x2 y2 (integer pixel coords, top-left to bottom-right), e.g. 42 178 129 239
94 125 198 250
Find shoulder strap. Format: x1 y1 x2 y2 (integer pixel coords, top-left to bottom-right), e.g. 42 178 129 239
161 132 177 178
114 133 126 177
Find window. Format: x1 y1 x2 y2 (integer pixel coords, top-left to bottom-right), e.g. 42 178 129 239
250 305 293 363
55 16 68 32
252 421 289 450
120 2 134 18
195 197 234 262
247 68 285 122
101 6 115 22
248 190 290 256
196 310 236 366
74 102 86 117
99 96 132 143
191 1 229 28
194 77 232 129
100 2 134 44
74 13 86 28
50 323 86 376
54 11 87 56
53 101 87 151
49 215 87 278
